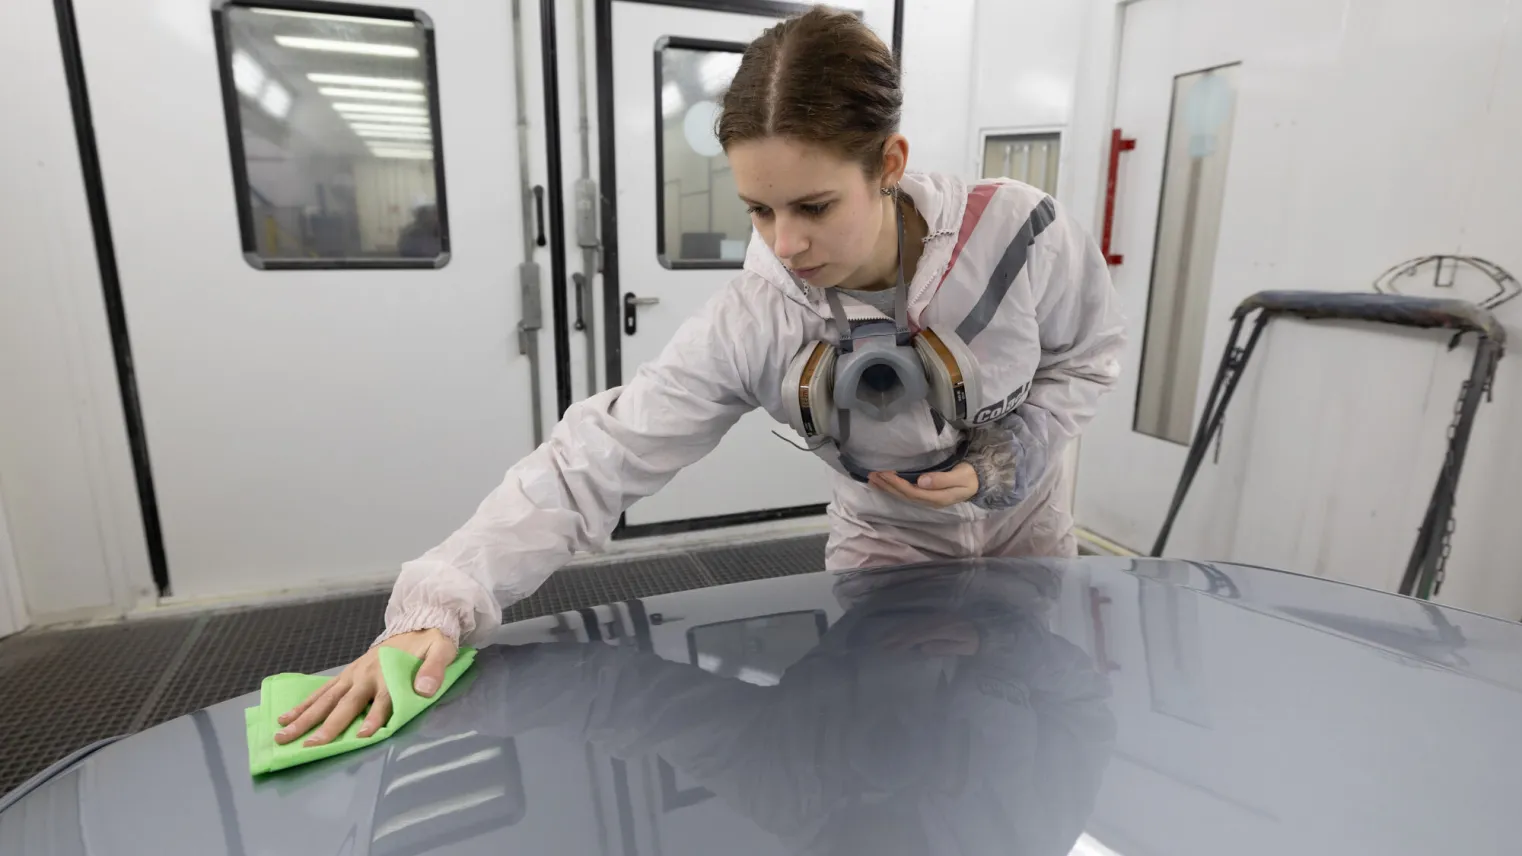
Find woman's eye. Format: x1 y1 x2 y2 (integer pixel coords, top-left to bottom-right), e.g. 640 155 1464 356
747 206 773 219
800 202 831 217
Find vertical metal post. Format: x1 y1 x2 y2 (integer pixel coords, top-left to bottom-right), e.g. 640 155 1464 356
573 0 600 396
511 0 544 446
1400 338 1500 599
1151 313 1268 556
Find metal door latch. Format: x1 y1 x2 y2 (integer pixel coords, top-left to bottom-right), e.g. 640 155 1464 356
623 292 659 335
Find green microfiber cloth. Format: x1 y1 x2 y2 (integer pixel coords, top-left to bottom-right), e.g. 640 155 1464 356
245 646 477 776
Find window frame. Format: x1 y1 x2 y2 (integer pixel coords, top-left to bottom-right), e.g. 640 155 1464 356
977 128 1063 194
1131 61 1242 444
652 35 750 271
211 0 452 270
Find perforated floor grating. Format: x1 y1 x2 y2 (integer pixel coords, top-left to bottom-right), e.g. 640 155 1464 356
693 535 830 584
0 617 196 800
0 534 827 798
139 592 393 730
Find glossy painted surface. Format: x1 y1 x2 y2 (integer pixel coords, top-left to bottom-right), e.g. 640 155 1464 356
5 557 1522 854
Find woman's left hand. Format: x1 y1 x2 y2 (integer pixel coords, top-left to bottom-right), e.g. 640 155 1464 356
868 462 979 508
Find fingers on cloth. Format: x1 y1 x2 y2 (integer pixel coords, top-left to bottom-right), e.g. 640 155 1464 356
279 676 337 727
358 684 394 738
414 636 458 697
305 682 376 747
276 678 348 745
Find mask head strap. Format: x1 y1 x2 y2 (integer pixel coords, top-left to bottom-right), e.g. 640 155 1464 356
835 432 973 485
823 199 912 352
891 198 910 340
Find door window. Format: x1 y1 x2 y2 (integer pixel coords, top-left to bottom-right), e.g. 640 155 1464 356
981 132 1061 195
213 2 450 268
655 38 748 268
1134 63 1241 444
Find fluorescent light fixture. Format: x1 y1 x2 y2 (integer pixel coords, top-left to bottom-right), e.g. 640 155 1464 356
1069 834 1124 856
319 87 426 102
356 128 433 140
395 731 480 762
368 142 434 153
307 73 422 90
369 148 434 160
274 36 418 58
353 123 430 133
384 748 502 795
350 123 430 133
252 8 414 27
355 131 431 142
337 111 429 122
735 666 779 686
231 49 266 97
260 81 292 119
333 102 427 116
371 787 507 841
342 114 428 125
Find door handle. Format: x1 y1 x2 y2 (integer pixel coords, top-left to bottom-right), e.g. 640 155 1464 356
533 185 546 248
623 292 659 335
1101 128 1137 266
573 272 587 331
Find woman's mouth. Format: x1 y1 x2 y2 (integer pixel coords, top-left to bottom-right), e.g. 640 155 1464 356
793 264 825 280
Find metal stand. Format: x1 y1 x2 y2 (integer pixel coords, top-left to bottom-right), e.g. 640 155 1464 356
1150 291 1506 600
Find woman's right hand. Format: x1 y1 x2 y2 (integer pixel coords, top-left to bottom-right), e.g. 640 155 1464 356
274 628 458 747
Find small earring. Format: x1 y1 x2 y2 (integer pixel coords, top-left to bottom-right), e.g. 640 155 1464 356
880 186 895 196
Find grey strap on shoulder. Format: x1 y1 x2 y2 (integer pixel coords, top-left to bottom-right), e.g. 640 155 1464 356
824 285 855 348
892 198 910 335
824 199 911 347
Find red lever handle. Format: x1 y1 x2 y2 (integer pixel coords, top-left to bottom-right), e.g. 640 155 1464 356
1101 128 1137 266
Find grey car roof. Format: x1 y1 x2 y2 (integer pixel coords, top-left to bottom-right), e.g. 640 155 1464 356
4 556 1522 855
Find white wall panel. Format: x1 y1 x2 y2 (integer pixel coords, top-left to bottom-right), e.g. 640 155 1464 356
899 0 978 177
1066 0 1522 617
0 0 154 620
968 0 1086 168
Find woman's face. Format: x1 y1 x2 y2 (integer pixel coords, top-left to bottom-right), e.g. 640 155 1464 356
727 136 893 289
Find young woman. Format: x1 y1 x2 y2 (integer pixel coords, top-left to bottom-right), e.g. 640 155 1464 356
277 6 1123 747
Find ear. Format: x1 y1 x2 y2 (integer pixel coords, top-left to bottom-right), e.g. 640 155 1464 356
879 134 910 188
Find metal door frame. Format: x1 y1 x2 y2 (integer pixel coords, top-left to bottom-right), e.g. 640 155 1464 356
591 0 901 537
53 0 169 594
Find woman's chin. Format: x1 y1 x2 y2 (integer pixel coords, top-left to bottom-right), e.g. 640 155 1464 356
804 269 859 290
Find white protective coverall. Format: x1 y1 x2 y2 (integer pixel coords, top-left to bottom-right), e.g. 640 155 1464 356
379 172 1125 646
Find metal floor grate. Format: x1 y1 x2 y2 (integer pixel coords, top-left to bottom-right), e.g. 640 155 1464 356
503 553 714 623
0 618 195 800
140 593 392 730
0 534 826 797
693 534 829 584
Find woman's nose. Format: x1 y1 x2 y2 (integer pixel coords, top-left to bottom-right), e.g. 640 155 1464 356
773 217 808 262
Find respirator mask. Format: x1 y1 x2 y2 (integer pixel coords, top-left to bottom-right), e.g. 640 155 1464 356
781 201 982 483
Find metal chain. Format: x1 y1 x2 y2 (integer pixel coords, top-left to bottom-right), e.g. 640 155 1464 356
1430 379 1469 595
1427 349 1501 597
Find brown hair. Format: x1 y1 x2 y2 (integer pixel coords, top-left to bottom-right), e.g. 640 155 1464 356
717 6 902 177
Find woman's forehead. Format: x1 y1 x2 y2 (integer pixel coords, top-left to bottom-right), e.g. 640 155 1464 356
728 137 862 201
